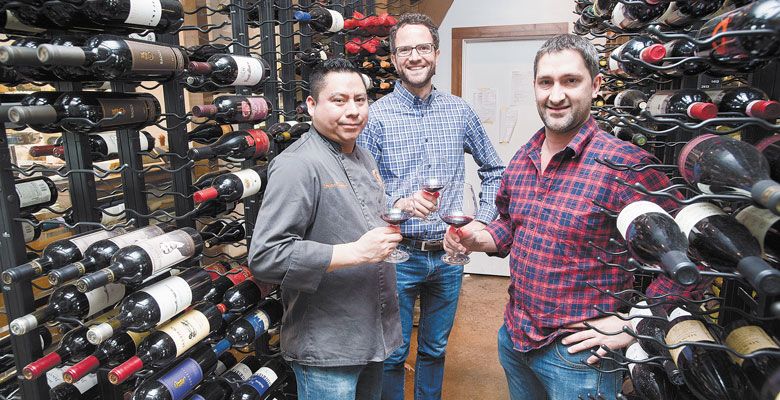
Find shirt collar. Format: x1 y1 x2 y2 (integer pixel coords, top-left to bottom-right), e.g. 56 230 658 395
311 125 344 154
393 82 439 108
528 116 600 159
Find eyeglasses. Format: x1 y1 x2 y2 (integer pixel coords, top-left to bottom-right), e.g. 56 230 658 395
394 43 435 57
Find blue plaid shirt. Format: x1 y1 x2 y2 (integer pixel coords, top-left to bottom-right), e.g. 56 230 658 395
358 84 505 241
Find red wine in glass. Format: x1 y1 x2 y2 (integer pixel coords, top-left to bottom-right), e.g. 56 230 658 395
441 215 473 228
422 178 445 193
381 209 413 225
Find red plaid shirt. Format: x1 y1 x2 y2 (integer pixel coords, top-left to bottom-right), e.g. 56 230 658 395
485 117 703 351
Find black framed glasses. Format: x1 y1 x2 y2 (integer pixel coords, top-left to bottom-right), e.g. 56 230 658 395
394 43 435 57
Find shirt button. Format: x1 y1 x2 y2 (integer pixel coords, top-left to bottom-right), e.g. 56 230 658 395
381 303 386 310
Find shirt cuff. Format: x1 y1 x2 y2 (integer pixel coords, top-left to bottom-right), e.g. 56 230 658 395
484 222 511 258
281 241 333 293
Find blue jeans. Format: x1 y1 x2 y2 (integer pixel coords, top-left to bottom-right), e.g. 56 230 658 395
382 248 463 400
291 361 383 400
497 324 623 400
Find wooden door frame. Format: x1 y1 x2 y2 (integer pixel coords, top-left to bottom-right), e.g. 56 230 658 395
451 23 570 97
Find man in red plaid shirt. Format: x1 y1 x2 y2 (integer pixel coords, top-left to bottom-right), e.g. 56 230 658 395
444 34 698 399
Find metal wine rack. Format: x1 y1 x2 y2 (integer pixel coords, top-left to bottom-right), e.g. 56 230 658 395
573 0 780 390
0 0 417 398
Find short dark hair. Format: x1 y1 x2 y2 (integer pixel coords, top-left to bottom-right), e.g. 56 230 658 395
533 34 599 78
388 13 439 54
309 58 362 100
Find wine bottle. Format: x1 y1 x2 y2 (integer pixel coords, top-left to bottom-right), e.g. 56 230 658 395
47 367 99 400
644 89 718 120
20 213 42 243
188 54 271 91
9 91 161 134
295 101 308 116
293 4 344 33
656 0 725 27
108 302 224 384
29 131 155 162
202 219 246 248
76 227 203 292
62 329 149 383
184 74 235 93
679 134 780 215
296 46 329 67
629 301 685 386
186 43 232 62
187 129 270 163
48 224 172 286
188 123 234 145
267 121 310 143
9 91 64 133
611 0 666 30
2 227 126 284
359 57 395 75
0 38 62 83
614 125 648 146
608 89 647 115
222 355 270 381
79 0 184 33
708 86 780 119
61 194 130 227
218 280 264 314
203 263 252 304
22 309 117 380
675 202 780 295
216 351 238 376
213 297 282 350
14 175 58 214
230 358 289 400
664 307 754 399
0 9 46 35
724 319 780 395
86 267 214 344
185 378 234 400
695 0 780 72
37 35 188 82
756 135 780 181
660 39 711 77
192 166 267 204
735 205 780 262
130 343 222 399
625 342 678 400
192 199 237 219
616 201 700 285
191 95 272 124
9 283 125 335
607 36 666 78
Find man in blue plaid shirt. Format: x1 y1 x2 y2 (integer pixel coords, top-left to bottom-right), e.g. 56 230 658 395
357 13 504 400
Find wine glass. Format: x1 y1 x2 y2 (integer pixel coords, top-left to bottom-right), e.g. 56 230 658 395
380 198 415 263
419 157 449 222
439 182 477 265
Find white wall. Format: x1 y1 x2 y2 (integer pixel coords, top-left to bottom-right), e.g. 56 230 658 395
432 0 579 94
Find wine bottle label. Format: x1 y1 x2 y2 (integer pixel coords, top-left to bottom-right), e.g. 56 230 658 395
94 133 120 156
227 362 254 380
240 98 269 121
101 203 126 225
625 342 649 374
126 41 186 73
665 319 716 364
613 90 645 111
84 283 126 316
616 201 668 239
16 180 52 209
135 230 197 274
107 225 166 249
3 10 45 33
607 42 626 74
725 325 779 366
141 276 193 323
644 94 673 116
160 309 211 356
248 367 278 394
674 203 725 238
230 56 267 86
125 0 162 27
97 98 157 128
735 206 779 253
245 309 271 336
22 221 36 243
127 329 148 347
326 9 345 32
47 367 98 393
232 169 264 199
226 266 252 285
610 3 635 29
157 358 204 399
70 228 126 254
215 360 228 375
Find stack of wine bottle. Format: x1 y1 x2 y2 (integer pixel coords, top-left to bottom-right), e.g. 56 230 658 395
573 0 780 398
